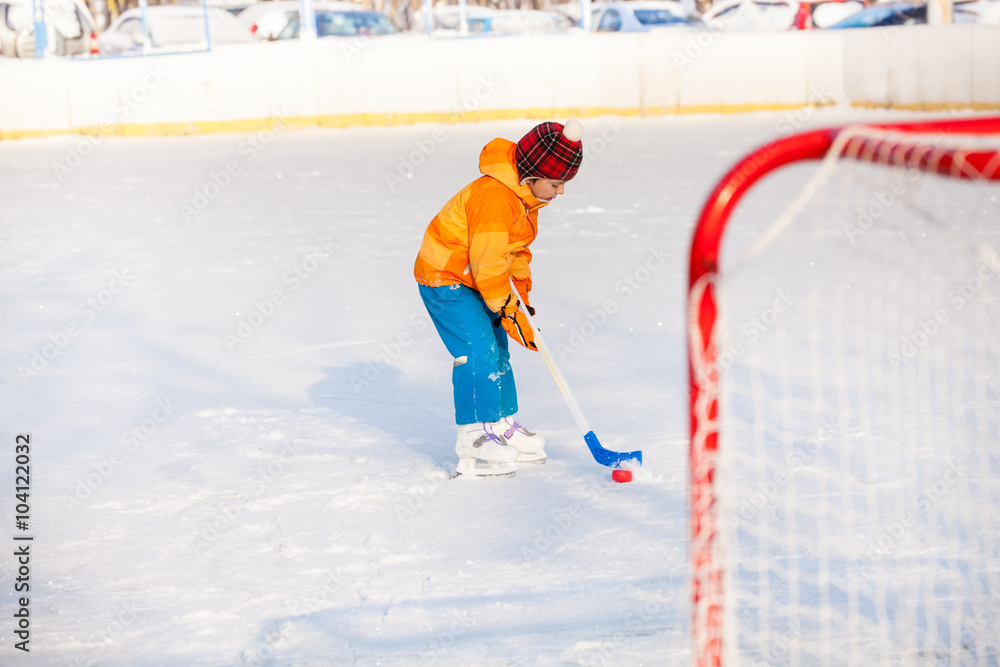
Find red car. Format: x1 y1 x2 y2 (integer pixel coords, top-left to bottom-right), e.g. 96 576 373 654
702 0 867 30
793 0 869 28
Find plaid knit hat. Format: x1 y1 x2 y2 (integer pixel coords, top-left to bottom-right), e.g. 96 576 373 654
514 119 584 184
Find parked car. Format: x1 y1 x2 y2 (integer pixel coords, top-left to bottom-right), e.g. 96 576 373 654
801 0 868 27
824 1 976 27
416 6 570 34
98 5 255 54
199 0 256 15
959 0 1000 23
239 0 355 38
591 1 701 31
0 0 98 57
275 6 397 38
703 0 865 29
240 0 396 39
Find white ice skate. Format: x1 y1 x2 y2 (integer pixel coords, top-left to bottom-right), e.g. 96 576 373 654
455 422 519 478
498 416 547 464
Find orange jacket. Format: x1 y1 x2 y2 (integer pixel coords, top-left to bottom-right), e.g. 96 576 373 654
414 137 547 313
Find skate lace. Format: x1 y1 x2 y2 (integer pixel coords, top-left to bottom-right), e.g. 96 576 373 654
472 423 504 448
502 419 522 440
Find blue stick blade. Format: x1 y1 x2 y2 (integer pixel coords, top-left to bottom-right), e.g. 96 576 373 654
583 431 643 468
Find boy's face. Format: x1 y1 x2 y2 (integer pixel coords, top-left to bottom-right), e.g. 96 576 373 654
528 178 567 202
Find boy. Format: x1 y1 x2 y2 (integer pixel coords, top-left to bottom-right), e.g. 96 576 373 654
414 120 584 478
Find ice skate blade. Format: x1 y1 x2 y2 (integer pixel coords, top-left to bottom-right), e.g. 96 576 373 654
455 457 516 479
516 451 546 465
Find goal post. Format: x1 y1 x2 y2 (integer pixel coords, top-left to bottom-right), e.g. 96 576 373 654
688 117 1000 666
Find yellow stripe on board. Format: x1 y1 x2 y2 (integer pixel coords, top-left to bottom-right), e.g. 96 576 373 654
3 102 999 141
849 102 1000 112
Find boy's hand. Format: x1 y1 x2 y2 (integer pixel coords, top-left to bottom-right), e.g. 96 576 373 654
493 294 537 351
511 277 535 316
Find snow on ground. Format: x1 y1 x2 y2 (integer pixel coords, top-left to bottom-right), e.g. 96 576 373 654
0 108 971 666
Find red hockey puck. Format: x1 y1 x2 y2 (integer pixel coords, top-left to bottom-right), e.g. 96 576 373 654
612 469 632 483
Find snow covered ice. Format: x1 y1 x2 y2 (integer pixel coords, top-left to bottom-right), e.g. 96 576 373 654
0 109 958 665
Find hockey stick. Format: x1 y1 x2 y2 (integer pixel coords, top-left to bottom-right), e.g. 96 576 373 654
510 279 643 468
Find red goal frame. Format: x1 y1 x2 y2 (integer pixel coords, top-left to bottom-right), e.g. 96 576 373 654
686 116 1000 667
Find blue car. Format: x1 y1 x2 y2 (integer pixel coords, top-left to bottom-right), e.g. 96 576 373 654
825 1 975 27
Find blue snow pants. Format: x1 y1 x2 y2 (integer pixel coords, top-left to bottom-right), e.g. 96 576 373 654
418 283 518 425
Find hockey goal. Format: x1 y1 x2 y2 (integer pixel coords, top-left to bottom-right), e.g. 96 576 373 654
687 117 1000 666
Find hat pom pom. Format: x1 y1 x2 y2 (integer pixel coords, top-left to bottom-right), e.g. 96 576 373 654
562 119 583 143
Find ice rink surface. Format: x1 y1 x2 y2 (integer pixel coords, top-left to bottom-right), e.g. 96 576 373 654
0 108 988 665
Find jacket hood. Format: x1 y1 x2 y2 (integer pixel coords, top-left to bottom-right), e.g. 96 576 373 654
479 138 545 210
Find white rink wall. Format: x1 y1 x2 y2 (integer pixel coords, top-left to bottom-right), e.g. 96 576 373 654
1 25 998 139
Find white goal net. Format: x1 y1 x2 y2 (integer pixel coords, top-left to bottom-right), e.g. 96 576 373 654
689 120 1000 666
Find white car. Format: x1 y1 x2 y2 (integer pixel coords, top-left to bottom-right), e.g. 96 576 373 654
239 0 395 39
417 6 571 34
98 5 255 54
702 0 865 30
203 0 256 15
956 0 1000 23
591 1 701 32
0 0 99 57
239 0 353 39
